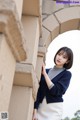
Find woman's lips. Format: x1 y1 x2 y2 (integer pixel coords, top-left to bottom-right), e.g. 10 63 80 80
56 59 61 63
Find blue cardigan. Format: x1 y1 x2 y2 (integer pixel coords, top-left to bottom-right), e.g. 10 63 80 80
34 69 72 109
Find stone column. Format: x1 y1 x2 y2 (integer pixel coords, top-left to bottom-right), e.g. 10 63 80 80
9 15 40 120
0 0 26 119
9 86 34 120
0 34 16 117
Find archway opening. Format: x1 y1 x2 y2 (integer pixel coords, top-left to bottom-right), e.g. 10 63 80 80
45 30 80 119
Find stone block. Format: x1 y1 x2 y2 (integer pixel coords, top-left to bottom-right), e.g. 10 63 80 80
22 0 42 37
13 0 23 19
0 0 27 61
14 63 35 87
42 0 64 15
35 45 47 82
0 34 16 111
43 14 60 40
22 0 41 16
35 56 43 82
39 27 51 48
32 76 39 100
53 1 64 12
13 63 39 100
55 7 80 33
9 86 34 120
21 16 39 69
42 0 54 14
42 14 47 20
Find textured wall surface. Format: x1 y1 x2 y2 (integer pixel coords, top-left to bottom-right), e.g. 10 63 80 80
0 0 80 120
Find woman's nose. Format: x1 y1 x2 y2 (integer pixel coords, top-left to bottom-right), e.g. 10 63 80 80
58 56 62 60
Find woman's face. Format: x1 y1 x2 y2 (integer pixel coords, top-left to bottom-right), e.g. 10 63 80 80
55 50 68 67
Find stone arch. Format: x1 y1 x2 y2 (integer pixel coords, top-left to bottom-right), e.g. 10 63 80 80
40 7 80 51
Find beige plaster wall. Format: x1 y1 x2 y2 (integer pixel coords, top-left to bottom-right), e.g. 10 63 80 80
0 0 27 62
0 0 80 120
13 0 23 19
22 0 41 16
0 34 16 111
9 86 34 120
21 16 39 69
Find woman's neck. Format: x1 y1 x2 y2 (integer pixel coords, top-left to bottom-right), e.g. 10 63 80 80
55 65 63 69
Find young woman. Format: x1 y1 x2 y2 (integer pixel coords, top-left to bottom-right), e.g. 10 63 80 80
32 47 73 120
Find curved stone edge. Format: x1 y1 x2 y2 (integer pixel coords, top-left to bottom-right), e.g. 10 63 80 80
41 6 80 48
55 6 80 33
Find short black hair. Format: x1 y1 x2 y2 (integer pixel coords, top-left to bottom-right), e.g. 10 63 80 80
54 47 73 69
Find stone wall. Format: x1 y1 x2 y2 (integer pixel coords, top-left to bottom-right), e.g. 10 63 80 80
0 0 80 120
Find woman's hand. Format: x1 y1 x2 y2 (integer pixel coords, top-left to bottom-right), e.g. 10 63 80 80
41 62 54 89
41 62 46 75
32 109 38 120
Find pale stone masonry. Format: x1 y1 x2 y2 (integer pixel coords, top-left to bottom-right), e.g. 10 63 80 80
0 0 80 120
0 34 16 111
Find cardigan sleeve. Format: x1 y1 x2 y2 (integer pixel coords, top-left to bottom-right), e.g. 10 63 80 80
34 69 49 109
49 71 72 96
34 86 41 109
34 74 44 109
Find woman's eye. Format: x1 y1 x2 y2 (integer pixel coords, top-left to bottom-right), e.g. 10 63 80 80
63 56 67 59
58 53 61 55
